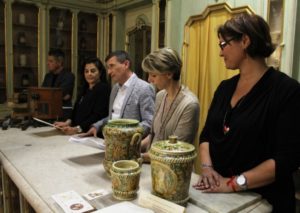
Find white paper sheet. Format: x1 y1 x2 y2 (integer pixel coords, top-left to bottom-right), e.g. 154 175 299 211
93 202 154 213
69 136 105 150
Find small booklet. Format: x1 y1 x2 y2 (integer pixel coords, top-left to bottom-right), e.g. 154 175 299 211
83 189 110 201
93 202 154 213
52 190 95 213
69 136 105 150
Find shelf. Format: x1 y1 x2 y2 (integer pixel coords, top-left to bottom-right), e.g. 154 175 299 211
78 49 96 53
14 86 36 90
14 66 37 70
13 23 37 29
13 44 37 49
78 31 97 36
50 28 71 33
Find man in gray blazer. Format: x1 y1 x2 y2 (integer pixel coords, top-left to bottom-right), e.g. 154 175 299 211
81 50 155 137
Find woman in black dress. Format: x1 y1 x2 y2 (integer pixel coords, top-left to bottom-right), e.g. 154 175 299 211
193 13 300 212
55 57 110 135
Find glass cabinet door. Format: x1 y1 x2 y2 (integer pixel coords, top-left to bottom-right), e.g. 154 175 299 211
49 8 72 72
77 12 97 94
0 1 5 103
12 2 38 94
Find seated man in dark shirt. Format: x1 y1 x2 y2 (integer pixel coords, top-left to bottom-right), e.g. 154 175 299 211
42 49 75 119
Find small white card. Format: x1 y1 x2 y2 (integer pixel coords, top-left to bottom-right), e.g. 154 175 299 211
52 190 94 213
83 189 109 200
138 191 185 213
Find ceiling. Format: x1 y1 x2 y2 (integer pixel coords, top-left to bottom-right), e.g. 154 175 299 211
81 0 114 3
78 0 151 10
47 0 152 13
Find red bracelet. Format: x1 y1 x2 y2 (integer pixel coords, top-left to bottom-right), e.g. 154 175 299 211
226 176 237 192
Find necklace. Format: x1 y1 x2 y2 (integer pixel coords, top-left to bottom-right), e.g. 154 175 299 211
222 96 245 135
161 86 181 123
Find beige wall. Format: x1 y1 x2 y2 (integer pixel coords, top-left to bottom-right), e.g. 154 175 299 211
125 4 152 34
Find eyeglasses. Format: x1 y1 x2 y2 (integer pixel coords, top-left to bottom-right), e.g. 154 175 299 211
219 38 235 50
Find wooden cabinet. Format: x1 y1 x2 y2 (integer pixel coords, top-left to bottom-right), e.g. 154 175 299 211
77 12 98 94
12 2 38 94
0 1 5 104
49 7 72 71
0 0 113 108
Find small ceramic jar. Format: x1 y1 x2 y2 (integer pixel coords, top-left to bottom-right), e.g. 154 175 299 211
149 135 197 206
110 160 141 200
20 54 27 67
19 13 26 24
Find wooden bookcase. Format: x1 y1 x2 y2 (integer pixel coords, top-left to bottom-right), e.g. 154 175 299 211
12 2 38 94
77 12 98 95
0 1 5 104
49 7 72 72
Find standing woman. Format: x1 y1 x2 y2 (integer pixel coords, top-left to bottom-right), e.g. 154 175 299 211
141 47 200 161
193 13 300 212
55 57 110 135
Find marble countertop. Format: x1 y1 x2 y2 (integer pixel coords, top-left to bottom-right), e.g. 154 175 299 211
0 127 272 212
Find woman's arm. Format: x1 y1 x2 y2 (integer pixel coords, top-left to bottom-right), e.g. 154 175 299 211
200 159 275 193
193 142 221 190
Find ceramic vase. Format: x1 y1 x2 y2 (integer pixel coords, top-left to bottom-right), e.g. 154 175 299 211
110 160 141 200
149 135 197 206
19 13 26 24
102 119 143 176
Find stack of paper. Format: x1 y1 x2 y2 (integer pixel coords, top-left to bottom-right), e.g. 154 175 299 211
69 136 105 150
93 202 154 213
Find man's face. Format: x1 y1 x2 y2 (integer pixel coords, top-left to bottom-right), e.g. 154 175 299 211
106 56 129 84
47 56 61 73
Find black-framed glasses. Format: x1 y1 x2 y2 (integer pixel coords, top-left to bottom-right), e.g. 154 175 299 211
219 38 235 50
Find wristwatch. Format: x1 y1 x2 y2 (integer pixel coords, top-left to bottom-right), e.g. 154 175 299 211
236 174 248 190
75 125 82 133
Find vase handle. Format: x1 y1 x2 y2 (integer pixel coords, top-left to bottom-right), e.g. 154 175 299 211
130 132 142 146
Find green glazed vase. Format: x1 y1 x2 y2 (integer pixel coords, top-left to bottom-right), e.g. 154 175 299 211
102 119 143 176
149 135 197 206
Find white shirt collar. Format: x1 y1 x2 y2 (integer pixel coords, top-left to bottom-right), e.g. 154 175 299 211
118 72 135 89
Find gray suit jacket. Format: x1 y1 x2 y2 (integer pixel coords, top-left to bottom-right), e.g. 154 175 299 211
93 74 155 136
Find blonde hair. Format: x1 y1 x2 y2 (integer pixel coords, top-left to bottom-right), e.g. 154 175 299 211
142 47 182 81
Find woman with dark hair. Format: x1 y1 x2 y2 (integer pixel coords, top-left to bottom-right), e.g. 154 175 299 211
55 57 110 135
193 13 300 212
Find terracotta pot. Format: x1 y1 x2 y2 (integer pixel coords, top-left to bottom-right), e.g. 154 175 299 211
149 135 196 206
102 119 143 176
110 160 141 200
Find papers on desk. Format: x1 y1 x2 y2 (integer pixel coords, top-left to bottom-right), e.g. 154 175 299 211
93 202 154 213
83 189 109 201
138 191 185 213
69 136 105 150
33 117 63 130
52 190 95 213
